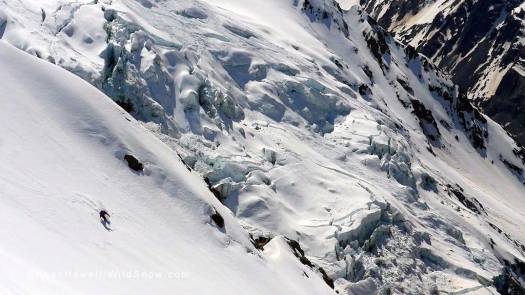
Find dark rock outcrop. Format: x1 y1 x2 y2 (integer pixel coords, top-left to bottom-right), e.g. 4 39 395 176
124 154 144 172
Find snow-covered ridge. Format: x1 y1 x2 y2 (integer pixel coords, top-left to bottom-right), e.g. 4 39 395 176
1 0 525 293
357 0 525 146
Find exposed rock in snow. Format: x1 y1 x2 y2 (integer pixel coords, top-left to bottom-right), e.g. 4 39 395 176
124 154 144 172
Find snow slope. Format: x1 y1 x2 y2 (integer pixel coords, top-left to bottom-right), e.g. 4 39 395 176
0 41 334 295
1 0 525 294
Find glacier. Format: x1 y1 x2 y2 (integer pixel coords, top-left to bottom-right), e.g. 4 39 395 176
0 0 524 294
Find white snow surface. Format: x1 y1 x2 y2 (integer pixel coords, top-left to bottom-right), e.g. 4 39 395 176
1 0 525 294
0 41 334 295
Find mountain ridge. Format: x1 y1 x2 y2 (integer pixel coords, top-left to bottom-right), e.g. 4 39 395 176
358 0 525 146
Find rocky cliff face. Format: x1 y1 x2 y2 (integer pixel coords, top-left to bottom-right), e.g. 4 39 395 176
360 0 525 145
484 65 525 145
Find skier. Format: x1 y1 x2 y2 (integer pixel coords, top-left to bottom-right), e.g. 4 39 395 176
99 210 110 224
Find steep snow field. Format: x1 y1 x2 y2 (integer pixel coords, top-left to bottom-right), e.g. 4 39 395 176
1 0 525 294
0 41 334 295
